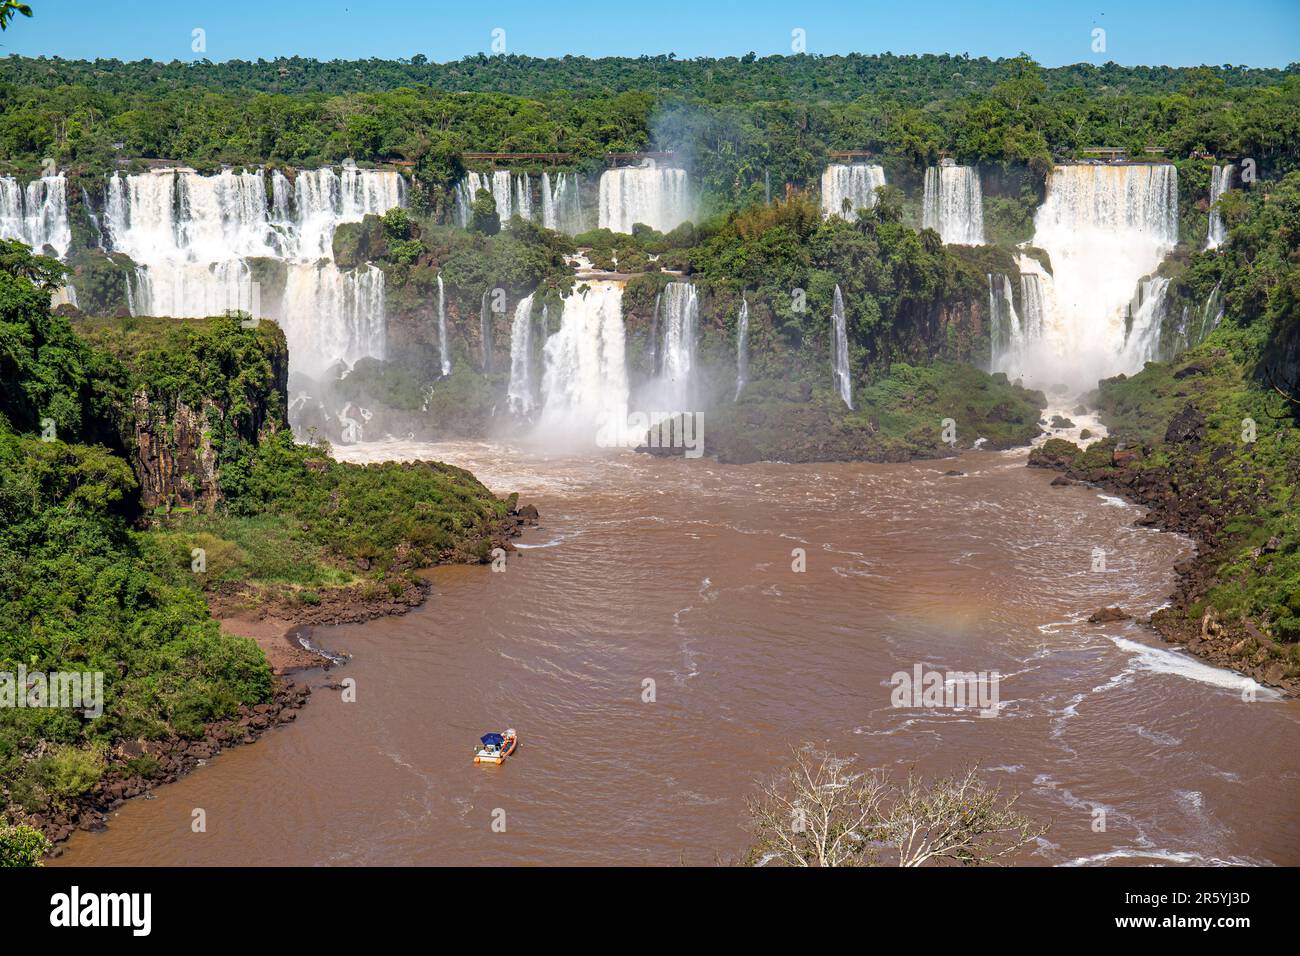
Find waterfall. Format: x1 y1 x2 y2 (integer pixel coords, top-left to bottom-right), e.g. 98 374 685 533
735 298 749 400
456 170 535 228
105 165 403 377
538 281 629 438
436 274 451 376
922 166 985 244
541 172 584 234
279 262 386 375
1025 163 1178 388
1206 164 1234 250
597 165 693 234
657 281 698 408
1020 273 1045 343
0 174 72 258
288 166 404 258
80 185 104 250
988 274 1025 374
480 290 493 372
507 293 536 416
649 292 662 375
1120 275 1172 368
51 284 79 309
820 164 886 220
831 285 852 409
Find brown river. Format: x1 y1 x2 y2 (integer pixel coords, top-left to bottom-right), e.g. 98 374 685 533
56 441 1300 866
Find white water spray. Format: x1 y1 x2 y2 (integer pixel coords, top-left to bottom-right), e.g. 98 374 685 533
597 165 692 234
538 281 630 440
1205 164 1234 250
923 165 985 244
831 285 852 409
0 175 72 258
735 298 750 400
1022 164 1178 389
820 164 886 220
436 274 451 376
507 293 537 416
657 281 698 408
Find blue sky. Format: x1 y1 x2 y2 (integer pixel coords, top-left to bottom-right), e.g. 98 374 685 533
2 1 1296 67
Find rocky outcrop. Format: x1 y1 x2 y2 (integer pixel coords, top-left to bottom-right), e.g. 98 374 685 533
86 317 292 513
1030 434 1299 696
1164 402 1206 444
129 393 223 511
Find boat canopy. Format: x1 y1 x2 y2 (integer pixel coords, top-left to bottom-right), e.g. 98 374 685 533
480 733 505 746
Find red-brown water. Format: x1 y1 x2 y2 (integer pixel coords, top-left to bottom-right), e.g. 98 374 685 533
56 442 1300 866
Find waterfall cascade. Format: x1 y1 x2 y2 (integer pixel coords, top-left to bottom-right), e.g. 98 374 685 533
1174 280 1225 353
1119 275 1172 369
456 170 585 234
988 273 1024 375
105 166 404 376
1022 163 1178 389
507 294 537 416
735 298 750 400
455 170 531 227
820 164 886 220
436 274 451 376
657 281 698 409
541 172 585 234
538 281 629 439
1206 164 1234 250
479 290 494 372
831 285 852 409
0 174 72 258
922 165 985 244
597 165 693 234
280 262 387 376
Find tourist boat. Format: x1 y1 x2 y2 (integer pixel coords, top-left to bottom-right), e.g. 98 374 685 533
474 729 518 765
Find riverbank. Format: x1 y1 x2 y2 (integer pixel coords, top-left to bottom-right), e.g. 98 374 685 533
24 497 540 857
1028 337 1300 695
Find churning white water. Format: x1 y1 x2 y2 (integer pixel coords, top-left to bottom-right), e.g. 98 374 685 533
831 284 852 409
597 165 693 234
1205 164 1234 250
820 164 886 220
1025 164 1178 389
507 293 537 416
735 298 750 401
538 281 629 440
0 175 72 258
923 165 985 244
106 166 404 376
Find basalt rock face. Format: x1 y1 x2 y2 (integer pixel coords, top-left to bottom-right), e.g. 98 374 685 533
129 393 224 511
78 316 291 513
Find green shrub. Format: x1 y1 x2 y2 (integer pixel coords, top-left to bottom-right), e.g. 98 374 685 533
0 823 50 867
